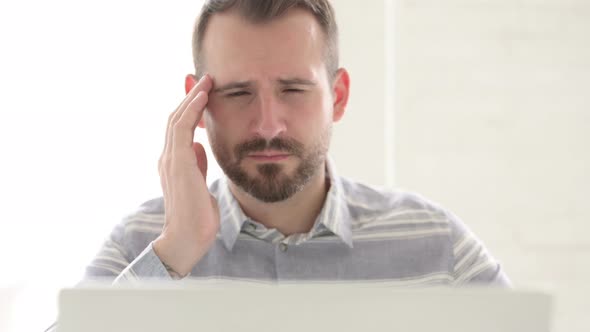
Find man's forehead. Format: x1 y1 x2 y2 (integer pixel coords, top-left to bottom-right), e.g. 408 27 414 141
203 6 322 39
200 7 326 78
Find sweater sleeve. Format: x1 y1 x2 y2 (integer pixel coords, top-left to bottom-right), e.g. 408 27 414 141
84 198 172 283
448 211 512 287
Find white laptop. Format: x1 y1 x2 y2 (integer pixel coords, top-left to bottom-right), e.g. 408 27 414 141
56 281 553 332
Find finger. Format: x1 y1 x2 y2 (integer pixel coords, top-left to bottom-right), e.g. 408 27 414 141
172 91 209 149
160 83 199 169
171 75 212 132
159 110 177 171
163 75 212 163
159 77 208 197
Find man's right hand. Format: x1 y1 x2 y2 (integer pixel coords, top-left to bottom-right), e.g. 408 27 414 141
153 74 220 277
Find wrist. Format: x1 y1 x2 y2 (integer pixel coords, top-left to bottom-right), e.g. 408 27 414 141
161 261 189 280
153 236 196 278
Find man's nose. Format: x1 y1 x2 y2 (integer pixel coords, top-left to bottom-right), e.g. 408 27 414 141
252 94 286 140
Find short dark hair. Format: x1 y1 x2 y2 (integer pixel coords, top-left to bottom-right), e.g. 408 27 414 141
191 0 339 80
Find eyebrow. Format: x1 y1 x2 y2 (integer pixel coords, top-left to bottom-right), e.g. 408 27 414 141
212 81 253 94
278 78 317 86
212 77 317 94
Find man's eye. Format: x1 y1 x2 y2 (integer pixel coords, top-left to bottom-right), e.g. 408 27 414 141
227 91 251 98
284 89 304 94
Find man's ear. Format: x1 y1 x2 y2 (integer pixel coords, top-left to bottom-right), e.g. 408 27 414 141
185 74 206 128
332 68 350 123
185 74 198 94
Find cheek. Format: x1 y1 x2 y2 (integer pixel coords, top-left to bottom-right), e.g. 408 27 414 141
204 103 232 134
204 108 242 152
206 96 249 126
203 108 226 145
203 111 221 143
290 96 332 129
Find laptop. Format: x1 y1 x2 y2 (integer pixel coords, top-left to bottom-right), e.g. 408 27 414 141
56 281 553 332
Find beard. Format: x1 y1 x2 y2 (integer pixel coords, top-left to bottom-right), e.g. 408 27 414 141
209 127 331 203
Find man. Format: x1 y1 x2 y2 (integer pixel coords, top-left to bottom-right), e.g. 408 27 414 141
86 0 510 286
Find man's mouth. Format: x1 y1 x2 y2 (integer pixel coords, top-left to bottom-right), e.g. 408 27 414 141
247 151 291 162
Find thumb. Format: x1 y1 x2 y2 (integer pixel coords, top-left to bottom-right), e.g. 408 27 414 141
192 142 208 180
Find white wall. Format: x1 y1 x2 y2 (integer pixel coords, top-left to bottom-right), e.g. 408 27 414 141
330 1 394 186
393 0 590 331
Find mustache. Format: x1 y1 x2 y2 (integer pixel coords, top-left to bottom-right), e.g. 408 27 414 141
234 137 304 160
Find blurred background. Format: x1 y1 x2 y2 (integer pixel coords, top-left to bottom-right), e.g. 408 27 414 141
0 0 588 331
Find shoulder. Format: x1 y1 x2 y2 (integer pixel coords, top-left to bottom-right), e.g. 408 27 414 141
136 196 165 214
340 177 454 226
120 196 166 227
104 197 166 258
340 178 477 245
340 179 488 263
84 196 167 278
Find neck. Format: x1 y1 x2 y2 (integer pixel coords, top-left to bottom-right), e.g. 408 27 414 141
228 164 329 236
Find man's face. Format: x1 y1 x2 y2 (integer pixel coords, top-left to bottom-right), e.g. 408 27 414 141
200 8 344 203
